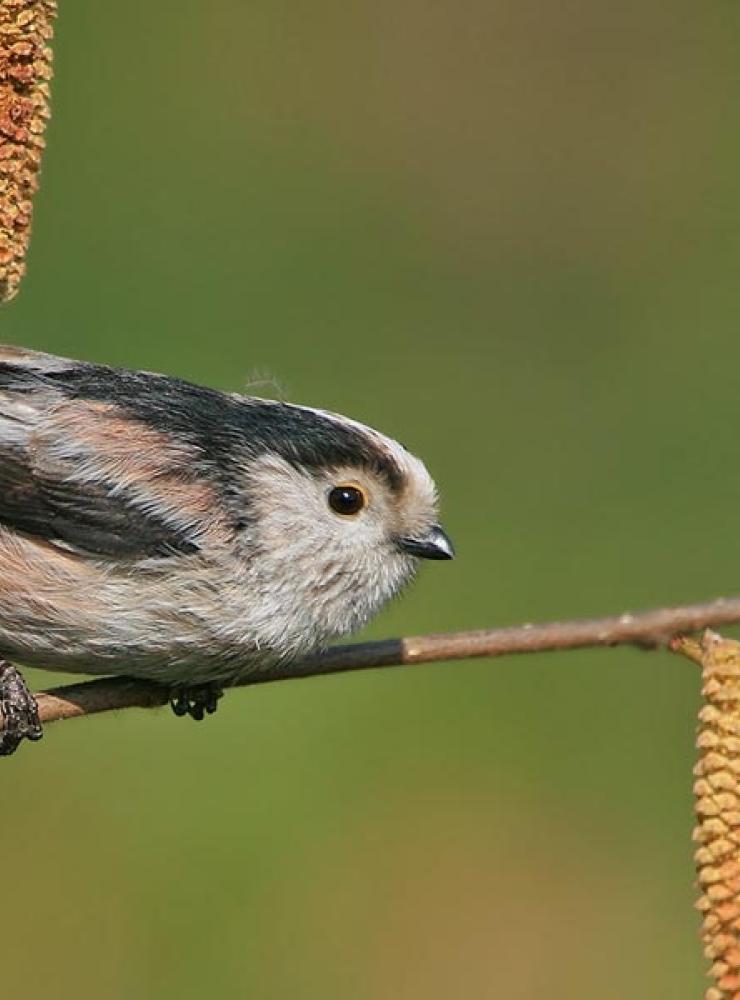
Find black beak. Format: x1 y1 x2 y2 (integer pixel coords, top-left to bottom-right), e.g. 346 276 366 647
397 525 455 561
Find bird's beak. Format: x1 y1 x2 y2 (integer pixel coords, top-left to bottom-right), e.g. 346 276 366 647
397 525 455 561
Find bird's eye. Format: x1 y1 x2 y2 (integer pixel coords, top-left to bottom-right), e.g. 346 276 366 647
328 484 367 516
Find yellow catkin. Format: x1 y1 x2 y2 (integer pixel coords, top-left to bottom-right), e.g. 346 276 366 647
0 0 56 301
689 631 740 1000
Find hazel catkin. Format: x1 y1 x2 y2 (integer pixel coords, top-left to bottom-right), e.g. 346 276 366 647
688 631 740 1000
0 0 55 301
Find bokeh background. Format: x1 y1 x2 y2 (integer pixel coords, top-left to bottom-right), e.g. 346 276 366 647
2 2 739 996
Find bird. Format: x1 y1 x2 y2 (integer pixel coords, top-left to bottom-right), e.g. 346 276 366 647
0 345 454 754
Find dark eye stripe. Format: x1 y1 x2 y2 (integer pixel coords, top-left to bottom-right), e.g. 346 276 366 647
328 485 366 516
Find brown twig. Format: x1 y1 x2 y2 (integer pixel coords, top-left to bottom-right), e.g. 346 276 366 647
26 595 740 728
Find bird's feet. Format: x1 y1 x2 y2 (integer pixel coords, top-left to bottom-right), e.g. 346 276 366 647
170 684 223 721
0 661 43 756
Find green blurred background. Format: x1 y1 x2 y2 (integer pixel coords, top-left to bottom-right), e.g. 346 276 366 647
3 2 738 996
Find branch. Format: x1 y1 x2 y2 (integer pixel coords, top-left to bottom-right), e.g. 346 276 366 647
27 595 740 728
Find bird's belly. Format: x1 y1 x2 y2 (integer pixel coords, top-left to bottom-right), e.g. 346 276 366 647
0 547 318 684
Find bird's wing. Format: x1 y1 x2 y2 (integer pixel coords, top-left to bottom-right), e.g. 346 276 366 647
0 346 234 559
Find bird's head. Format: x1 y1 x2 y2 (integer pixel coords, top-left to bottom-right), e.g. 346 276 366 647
235 400 454 648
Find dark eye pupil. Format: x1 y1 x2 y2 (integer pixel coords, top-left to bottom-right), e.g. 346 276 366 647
328 485 365 515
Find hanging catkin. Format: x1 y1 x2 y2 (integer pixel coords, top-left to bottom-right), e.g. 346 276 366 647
0 0 56 301
676 631 740 1000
